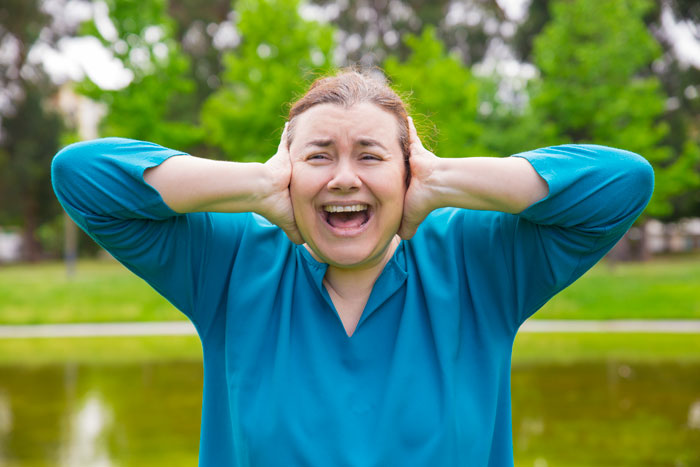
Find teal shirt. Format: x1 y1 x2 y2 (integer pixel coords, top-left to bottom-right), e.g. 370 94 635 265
52 139 653 466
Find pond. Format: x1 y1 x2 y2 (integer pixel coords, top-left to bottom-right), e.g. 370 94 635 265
0 360 698 466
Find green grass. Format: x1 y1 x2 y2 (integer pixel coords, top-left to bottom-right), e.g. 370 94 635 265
0 336 203 366
1 254 699 325
512 332 700 365
0 259 184 324
535 253 700 320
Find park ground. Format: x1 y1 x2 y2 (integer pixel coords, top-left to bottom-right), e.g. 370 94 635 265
1 254 699 364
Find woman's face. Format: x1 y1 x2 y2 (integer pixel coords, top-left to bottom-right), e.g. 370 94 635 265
289 102 406 269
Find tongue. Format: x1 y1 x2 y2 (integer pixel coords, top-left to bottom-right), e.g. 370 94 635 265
328 211 368 229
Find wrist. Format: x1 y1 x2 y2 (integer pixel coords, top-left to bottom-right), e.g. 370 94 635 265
421 157 451 211
253 162 280 216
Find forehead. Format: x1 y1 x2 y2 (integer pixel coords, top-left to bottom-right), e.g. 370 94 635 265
291 102 400 150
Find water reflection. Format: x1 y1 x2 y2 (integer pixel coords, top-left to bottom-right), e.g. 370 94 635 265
0 362 202 467
688 400 700 430
61 393 113 467
0 360 698 466
511 361 700 466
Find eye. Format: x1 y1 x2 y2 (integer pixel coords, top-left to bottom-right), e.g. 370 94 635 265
307 153 329 161
360 153 382 161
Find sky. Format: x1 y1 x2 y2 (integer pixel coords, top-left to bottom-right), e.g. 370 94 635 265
20 0 700 91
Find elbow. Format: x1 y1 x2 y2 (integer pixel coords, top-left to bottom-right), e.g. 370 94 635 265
625 152 655 209
51 139 105 209
51 142 83 199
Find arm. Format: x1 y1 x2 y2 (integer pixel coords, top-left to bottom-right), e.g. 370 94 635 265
399 118 548 239
143 124 301 243
51 129 299 331
143 156 269 213
401 118 654 329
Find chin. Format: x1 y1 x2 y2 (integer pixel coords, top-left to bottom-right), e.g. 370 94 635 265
313 244 373 267
307 235 396 270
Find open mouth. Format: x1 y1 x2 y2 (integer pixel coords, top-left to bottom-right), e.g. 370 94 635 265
322 204 371 232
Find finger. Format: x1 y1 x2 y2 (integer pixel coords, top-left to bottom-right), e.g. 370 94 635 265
283 223 304 244
397 220 417 240
407 116 417 140
277 122 289 153
407 117 423 150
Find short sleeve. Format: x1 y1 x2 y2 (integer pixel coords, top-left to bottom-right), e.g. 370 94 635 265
51 138 249 333
418 144 655 335
502 144 654 326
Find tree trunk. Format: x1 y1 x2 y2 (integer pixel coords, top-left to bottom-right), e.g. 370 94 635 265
21 197 42 262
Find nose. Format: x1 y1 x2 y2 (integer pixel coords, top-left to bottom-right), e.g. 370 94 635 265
327 159 361 192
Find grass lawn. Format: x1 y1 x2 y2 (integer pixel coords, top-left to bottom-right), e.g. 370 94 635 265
1 332 698 365
0 335 203 365
536 252 700 320
1 253 699 325
0 259 184 324
512 332 700 365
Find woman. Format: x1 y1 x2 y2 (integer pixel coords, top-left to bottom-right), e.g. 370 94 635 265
52 70 654 466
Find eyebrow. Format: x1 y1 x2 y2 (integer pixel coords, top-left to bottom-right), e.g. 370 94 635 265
303 138 388 151
357 138 388 151
304 139 333 149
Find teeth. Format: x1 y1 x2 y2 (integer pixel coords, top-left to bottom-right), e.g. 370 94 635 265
323 204 368 213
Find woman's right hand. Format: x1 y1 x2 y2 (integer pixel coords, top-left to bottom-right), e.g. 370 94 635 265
259 124 304 244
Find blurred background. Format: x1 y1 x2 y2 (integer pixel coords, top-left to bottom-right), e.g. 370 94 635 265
0 0 699 465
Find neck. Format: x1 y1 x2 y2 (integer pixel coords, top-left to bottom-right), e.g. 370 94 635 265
322 235 400 301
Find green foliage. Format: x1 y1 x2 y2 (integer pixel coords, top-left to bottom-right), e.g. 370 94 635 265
474 76 560 156
200 0 335 161
531 0 700 217
650 141 700 218
78 0 203 150
384 27 489 157
386 26 558 158
0 85 63 259
0 95 61 224
533 0 666 149
0 0 65 259
66 0 700 219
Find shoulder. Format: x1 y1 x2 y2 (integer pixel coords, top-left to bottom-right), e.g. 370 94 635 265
414 207 505 240
230 212 296 256
408 207 509 262
512 144 654 196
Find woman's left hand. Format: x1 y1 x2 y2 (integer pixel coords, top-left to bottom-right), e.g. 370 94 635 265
398 117 441 240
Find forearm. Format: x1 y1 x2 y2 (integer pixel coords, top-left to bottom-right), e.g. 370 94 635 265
144 155 272 214
426 156 549 214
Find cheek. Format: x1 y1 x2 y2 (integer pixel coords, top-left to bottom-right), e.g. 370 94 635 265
367 169 406 202
289 165 313 198
289 167 324 217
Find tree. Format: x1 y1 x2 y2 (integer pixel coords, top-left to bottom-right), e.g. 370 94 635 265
78 0 202 151
308 0 509 67
0 0 66 260
531 0 700 218
514 0 700 219
200 0 335 162
166 0 231 107
0 85 63 261
384 27 489 159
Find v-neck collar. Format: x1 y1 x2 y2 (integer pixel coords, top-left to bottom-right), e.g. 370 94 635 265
297 242 408 337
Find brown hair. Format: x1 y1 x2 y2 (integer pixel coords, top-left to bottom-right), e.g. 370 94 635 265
287 68 410 184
